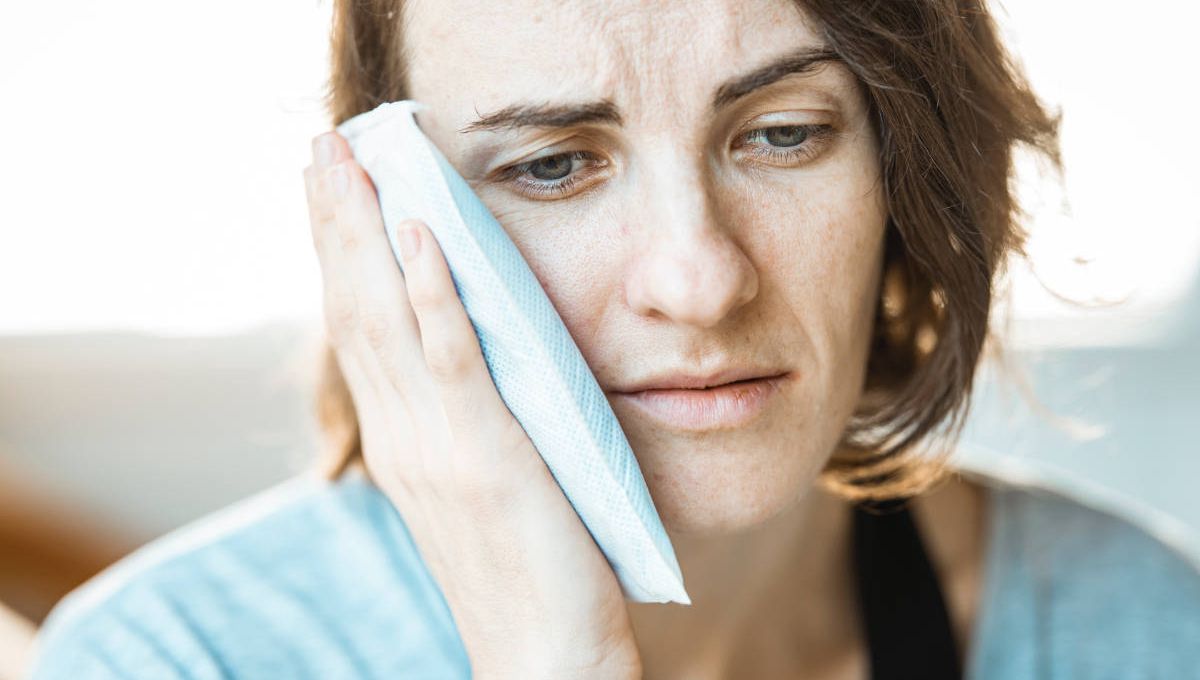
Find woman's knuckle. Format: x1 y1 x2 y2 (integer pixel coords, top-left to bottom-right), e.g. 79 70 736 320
424 339 470 381
360 310 394 351
338 231 360 251
406 288 435 314
406 275 449 313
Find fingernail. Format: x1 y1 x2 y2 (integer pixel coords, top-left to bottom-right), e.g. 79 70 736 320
313 133 337 167
329 163 349 199
398 221 422 261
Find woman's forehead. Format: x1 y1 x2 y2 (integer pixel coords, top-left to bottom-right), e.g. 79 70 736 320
403 0 824 128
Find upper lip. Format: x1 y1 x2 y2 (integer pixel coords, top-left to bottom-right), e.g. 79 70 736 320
613 366 788 393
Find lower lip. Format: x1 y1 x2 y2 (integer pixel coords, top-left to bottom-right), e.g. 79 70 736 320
614 374 789 431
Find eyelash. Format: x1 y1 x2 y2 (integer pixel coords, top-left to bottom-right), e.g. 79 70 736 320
500 124 834 199
736 124 833 165
499 150 600 199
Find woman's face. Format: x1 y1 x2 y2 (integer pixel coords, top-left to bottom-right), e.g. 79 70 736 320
404 0 887 534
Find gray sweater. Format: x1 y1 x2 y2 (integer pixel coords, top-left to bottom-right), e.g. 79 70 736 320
26 468 1200 679
966 475 1200 678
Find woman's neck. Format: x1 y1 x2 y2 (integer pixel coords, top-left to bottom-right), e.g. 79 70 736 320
626 485 863 679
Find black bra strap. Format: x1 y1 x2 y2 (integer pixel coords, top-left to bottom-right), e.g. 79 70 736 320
852 498 962 680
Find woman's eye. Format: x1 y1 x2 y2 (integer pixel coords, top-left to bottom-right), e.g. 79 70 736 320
762 126 811 147
738 124 833 166
501 150 607 200
527 154 574 181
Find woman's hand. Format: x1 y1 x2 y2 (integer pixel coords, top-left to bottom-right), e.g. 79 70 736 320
302 131 641 679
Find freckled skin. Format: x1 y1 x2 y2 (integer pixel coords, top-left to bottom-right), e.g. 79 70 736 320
404 0 888 534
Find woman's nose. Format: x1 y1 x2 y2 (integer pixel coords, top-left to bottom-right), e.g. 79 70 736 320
623 161 759 329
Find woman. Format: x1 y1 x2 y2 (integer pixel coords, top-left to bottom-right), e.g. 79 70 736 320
26 0 1200 678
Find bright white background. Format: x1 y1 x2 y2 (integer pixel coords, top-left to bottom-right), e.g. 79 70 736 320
0 0 330 336
1 1 1198 555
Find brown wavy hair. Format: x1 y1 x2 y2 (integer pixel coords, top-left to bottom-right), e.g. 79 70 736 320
312 0 1061 501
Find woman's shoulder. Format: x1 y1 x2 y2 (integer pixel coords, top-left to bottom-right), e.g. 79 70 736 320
26 469 470 679
966 466 1200 678
976 468 1200 601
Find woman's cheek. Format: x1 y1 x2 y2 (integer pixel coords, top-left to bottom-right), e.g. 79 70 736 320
473 189 578 287
759 169 886 415
481 193 623 355
810 183 889 410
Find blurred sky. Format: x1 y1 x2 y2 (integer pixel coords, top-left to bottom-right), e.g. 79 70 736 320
1 0 1198 345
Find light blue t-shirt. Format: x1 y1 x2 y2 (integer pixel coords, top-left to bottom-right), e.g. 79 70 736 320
25 468 1200 679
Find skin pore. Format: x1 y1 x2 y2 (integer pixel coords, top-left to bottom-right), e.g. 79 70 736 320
401 0 989 676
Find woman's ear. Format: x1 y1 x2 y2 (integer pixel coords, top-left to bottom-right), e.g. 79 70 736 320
876 226 913 351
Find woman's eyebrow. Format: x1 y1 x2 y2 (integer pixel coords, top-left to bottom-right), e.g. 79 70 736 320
459 100 622 134
711 46 840 109
457 46 840 135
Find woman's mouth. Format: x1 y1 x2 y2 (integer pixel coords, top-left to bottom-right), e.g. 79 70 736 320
613 373 790 431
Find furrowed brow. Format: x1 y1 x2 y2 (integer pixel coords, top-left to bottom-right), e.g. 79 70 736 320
711 47 841 111
459 100 622 133
456 47 839 135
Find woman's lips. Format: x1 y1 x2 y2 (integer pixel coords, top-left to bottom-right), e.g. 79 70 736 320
613 373 789 431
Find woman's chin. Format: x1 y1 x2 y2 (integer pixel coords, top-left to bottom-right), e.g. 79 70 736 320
637 445 822 537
